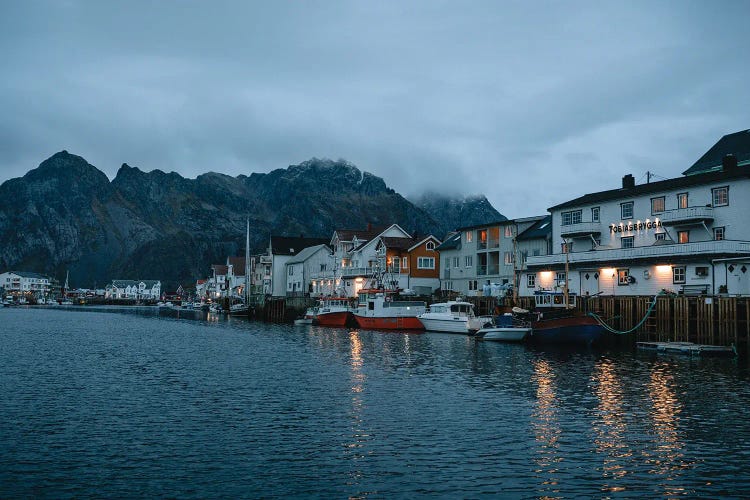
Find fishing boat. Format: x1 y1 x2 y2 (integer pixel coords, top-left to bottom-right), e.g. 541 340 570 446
476 313 531 342
418 300 488 333
519 292 604 345
314 297 355 327
352 266 426 330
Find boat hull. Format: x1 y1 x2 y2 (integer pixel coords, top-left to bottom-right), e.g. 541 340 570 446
478 327 530 342
315 311 351 327
418 318 471 333
528 315 604 345
353 315 424 330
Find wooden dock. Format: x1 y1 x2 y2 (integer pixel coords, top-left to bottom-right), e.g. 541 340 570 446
636 341 736 357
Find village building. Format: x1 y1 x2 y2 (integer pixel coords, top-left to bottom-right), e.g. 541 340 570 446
436 216 550 297
226 256 248 299
523 129 750 297
105 280 161 300
261 236 329 297
374 235 442 296
285 244 333 296
0 271 52 299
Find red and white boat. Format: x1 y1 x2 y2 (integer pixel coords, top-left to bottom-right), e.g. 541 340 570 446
352 287 426 330
314 297 355 327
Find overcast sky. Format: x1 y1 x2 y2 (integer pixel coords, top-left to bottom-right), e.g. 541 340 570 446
2 1 749 218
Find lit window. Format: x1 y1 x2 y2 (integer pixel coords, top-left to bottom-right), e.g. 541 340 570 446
617 269 630 285
504 226 513 237
402 257 408 268
527 274 536 288
466 231 473 243
591 207 600 222
621 236 634 248
712 186 729 207
651 196 665 214
673 266 686 284
504 252 514 264
714 227 725 241
556 272 566 286
678 231 689 244
621 202 634 219
677 193 688 209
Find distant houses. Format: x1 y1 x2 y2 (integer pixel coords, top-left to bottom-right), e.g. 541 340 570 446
0 271 53 299
104 280 161 300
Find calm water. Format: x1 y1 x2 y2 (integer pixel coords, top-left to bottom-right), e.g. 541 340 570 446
1 307 749 498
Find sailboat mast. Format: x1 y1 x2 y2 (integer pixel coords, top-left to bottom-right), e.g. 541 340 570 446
245 217 250 304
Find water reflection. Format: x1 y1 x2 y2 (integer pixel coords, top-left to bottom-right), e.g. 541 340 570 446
591 359 631 492
646 362 691 496
531 358 562 496
345 330 369 494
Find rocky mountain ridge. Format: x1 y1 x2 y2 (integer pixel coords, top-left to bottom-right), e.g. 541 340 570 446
0 152 505 289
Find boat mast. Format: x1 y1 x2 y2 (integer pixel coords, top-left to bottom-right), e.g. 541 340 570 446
245 217 250 305
563 237 570 308
512 224 518 305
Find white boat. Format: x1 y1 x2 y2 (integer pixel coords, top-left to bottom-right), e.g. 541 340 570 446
476 313 530 342
294 317 314 325
418 300 488 333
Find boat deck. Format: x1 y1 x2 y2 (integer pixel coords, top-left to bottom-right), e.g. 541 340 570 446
636 341 736 357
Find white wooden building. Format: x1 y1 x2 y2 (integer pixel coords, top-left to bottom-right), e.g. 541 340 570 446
105 280 161 300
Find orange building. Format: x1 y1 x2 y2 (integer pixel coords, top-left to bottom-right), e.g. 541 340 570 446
377 235 442 296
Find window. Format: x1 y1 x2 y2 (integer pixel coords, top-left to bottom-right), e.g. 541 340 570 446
288 267 294 276
673 266 686 284
468 280 477 291
504 226 513 238
391 258 400 273
465 256 473 267
678 230 689 244
655 232 666 241
504 252 514 265
695 267 709 277
417 257 435 269
426 241 435 250
591 207 600 222
712 186 729 207
555 272 566 287
714 227 725 241
444 281 453 291
453 257 459 268
621 236 634 249
677 193 688 209
617 269 630 285
445 258 450 270
466 231 473 243
621 201 634 219
533 249 541 256
651 196 665 214
527 274 536 288
562 210 582 225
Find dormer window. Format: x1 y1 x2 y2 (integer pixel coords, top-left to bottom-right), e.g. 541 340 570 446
426 241 435 251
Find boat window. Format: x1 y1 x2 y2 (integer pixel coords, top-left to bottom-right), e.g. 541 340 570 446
368 302 374 310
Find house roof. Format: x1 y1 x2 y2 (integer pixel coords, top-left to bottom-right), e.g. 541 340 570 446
111 279 160 287
5 271 49 279
196 279 207 285
436 232 461 251
333 226 388 243
212 264 228 275
271 236 330 256
455 218 514 232
548 167 750 211
407 235 441 252
286 244 332 264
516 215 552 241
683 129 750 175
379 236 419 251
227 256 246 272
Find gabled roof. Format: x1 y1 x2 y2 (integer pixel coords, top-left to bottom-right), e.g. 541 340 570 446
227 256 246 272
436 232 461 251
212 264 228 275
455 218 514 232
549 167 750 211
683 129 750 175
111 279 160 288
286 244 332 264
332 226 386 244
407 235 441 252
347 224 412 253
516 215 552 241
271 236 330 256
379 236 418 251
4 271 49 279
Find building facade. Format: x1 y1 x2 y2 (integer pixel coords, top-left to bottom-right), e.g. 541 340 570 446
0 271 52 299
105 280 161 300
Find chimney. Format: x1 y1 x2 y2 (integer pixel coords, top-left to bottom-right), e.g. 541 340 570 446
367 222 372 232
622 174 635 189
722 154 738 172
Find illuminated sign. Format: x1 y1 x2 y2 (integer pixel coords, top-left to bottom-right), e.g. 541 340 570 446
609 220 662 233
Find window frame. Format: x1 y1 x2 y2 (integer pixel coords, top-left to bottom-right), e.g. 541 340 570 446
677 192 689 209
712 186 729 207
621 236 634 249
672 266 686 284
561 210 583 226
527 274 536 288
426 241 435 251
417 257 435 269
465 255 473 267
655 232 666 241
466 231 473 243
651 196 665 215
617 268 630 286
591 206 600 223
621 201 634 219
678 230 689 244
714 226 725 241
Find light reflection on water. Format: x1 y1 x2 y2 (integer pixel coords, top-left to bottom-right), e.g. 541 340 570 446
1 307 749 498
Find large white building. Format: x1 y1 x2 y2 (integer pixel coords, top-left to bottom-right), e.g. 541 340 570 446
523 133 750 297
105 280 161 300
0 271 52 298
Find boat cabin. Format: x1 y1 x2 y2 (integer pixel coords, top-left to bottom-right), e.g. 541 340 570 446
534 290 577 309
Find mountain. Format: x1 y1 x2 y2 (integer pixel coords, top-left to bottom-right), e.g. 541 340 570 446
0 153 504 289
410 192 507 233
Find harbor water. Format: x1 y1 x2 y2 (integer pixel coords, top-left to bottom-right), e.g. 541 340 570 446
1 307 749 498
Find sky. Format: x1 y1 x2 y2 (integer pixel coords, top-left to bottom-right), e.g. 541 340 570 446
1 0 749 218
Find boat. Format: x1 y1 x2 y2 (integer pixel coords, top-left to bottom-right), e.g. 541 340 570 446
476 313 530 342
229 218 252 317
418 299 489 333
314 297 355 327
352 267 426 330
59 270 74 305
636 341 736 358
519 292 604 345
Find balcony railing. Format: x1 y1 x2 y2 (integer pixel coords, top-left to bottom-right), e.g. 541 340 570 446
477 265 487 276
659 206 714 226
560 221 602 238
487 237 500 249
477 240 488 250
526 239 750 267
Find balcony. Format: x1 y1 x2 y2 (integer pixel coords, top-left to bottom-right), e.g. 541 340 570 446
526 239 750 268
659 206 714 226
560 221 602 238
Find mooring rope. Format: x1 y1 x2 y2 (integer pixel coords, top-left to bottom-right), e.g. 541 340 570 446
587 292 663 335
